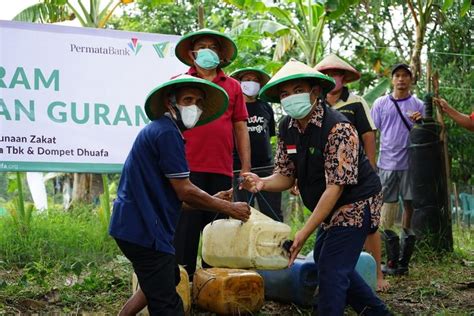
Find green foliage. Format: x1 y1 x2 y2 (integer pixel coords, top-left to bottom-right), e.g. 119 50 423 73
0 204 128 313
5 173 34 236
6 199 35 236
326 0 359 20
227 0 360 66
362 77 390 107
227 28 284 75
22 261 51 287
14 0 134 28
0 205 118 267
109 0 236 34
289 204 315 256
423 7 473 186
13 0 73 23
0 173 9 204
460 0 471 16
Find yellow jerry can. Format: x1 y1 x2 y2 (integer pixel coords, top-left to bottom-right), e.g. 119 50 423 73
192 268 264 315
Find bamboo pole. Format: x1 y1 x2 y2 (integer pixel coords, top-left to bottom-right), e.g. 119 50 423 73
432 64 453 233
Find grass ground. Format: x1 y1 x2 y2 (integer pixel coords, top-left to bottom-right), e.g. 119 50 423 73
0 206 472 315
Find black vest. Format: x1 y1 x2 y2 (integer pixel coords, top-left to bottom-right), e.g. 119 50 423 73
279 105 381 222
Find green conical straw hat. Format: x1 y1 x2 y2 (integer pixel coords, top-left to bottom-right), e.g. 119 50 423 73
175 29 237 68
230 67 271 86
259 59 335 103
145 74 229 126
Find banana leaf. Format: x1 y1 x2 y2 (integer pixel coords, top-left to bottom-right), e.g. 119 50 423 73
363 77 390 107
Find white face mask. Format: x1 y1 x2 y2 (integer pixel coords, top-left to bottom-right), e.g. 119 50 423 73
241 81 261 97
177 104 203 129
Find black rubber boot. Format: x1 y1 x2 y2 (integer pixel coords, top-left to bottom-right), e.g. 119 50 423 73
398 228 416 275
381 229 400 275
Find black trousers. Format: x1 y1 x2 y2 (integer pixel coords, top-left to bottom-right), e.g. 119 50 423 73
232 168 283 222
173 171 232 277
115 238 184 316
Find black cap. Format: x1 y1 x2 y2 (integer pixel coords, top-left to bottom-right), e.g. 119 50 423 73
391 63 413 77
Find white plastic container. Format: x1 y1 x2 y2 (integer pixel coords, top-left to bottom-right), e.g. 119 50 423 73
202 207 291 269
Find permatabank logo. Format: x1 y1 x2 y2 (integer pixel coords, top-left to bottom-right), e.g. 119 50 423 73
128 38 142 55
153 41 172 58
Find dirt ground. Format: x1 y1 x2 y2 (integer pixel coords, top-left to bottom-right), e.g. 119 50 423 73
1 254 473 315
0 263 474 316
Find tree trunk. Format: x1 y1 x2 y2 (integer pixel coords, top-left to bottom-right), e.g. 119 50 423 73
72 173 103 204
410 25 424 83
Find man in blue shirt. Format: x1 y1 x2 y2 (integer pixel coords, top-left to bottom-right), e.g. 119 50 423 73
109 75 250 316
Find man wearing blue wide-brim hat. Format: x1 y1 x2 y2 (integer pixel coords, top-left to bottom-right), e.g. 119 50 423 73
109 75 250 315
242 59 390 315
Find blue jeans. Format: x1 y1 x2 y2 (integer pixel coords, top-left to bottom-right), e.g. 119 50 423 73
313 206 389 315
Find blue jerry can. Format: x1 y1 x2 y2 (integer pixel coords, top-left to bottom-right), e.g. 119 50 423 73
355 252 377 290
258 252 376 307
257 258 318 307
306 251 377 291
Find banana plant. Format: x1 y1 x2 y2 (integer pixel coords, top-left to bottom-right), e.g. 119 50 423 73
226 0 359 66
14 0 135 28
6 173 35 235
362 77 390 107
13 0 74 24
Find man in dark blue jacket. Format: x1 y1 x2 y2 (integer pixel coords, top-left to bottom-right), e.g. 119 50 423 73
109 75 250 316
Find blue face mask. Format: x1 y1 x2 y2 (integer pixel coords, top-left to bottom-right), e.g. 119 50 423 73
194 48 220 70
280 92 315 119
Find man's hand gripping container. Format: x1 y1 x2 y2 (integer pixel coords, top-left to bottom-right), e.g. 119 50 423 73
202 207 291 270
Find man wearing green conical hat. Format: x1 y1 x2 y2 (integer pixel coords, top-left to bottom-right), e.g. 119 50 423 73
173 29 251 278
315 54 390 293
109 75 250 316
241 60 390 315
229 67 283 222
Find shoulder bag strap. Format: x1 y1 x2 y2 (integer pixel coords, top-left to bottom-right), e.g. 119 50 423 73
389 96 411 131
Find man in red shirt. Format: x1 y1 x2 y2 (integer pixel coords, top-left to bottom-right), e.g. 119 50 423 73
173 29 251 277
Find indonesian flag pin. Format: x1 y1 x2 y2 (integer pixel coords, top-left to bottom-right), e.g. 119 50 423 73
287 144 297 154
